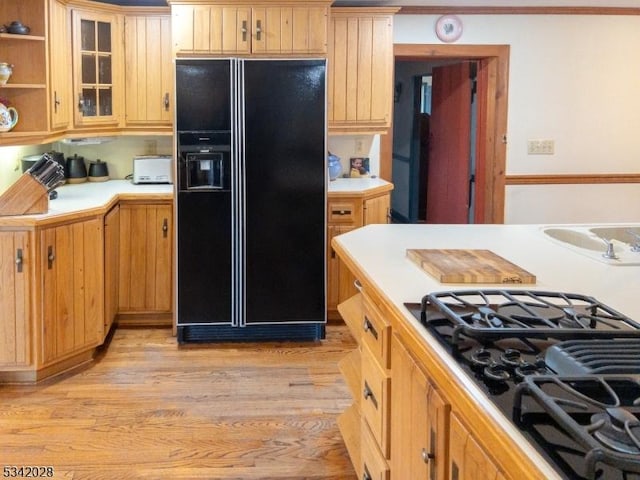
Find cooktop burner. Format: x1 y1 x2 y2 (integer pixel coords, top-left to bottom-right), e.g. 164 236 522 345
422 290 640 342
514 376 640 479
404 289 640 480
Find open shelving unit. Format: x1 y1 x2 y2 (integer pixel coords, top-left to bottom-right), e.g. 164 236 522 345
0 0 49 141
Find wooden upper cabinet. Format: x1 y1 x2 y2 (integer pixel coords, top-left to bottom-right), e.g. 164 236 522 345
328 8 398 134
71 9 122 127
49 0 72 131
0 231 31 368
124 14 173 127
170 2 329 56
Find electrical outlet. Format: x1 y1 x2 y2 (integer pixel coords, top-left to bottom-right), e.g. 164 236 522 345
355 139 364 154
527 139 555 155
144 139 157 155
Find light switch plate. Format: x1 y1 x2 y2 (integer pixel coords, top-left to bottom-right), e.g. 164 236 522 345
527 139 555 155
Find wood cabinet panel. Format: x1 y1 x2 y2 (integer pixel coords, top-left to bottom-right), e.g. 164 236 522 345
364 194 390 225
118 202 173 315
41 218 104 364
171 3 327 56
361 341 390 458
449 413 502 480
124 14 173 126
104 204 119 337
0 231 31 367
328 8 396 134
49 0 72 131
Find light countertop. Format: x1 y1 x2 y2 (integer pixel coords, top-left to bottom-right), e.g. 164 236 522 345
327 177 392 195
0 180 173 227
332 222 640 480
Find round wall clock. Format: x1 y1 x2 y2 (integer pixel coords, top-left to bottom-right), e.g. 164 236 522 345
435 15 463 43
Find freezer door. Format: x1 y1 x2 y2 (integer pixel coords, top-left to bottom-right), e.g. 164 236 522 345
241 59 327 325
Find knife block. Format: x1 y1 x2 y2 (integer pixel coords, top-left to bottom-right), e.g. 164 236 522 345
0 173 49 216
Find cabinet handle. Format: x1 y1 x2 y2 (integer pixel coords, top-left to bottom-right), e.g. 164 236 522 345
15 248 23 273
255 19 262 40
363 316 378 340
331 209 351 216
162 218 168 238
362 465 372 480
241 20 247 42
421 447 435 463
163 93 170 111
47 246 55 269
78 94 84 112
363 381 378 409
54 91 60 113
353 279 363 292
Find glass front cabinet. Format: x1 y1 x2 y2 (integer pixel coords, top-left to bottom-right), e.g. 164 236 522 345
72 9 121 126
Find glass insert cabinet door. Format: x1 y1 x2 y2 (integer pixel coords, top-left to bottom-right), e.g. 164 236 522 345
72 10 118 125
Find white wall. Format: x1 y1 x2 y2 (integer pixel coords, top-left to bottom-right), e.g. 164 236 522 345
394 14 640 223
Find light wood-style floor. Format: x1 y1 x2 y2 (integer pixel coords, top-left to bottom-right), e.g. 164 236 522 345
0 325 357 480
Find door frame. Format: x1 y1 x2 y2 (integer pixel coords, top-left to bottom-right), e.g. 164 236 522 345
382 44 509 223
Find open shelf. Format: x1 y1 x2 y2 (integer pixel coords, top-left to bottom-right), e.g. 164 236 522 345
0 33 45 42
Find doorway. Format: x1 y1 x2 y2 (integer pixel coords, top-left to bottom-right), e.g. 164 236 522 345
383 44 510 224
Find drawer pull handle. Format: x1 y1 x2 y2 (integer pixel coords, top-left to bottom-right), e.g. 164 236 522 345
363 381 378 409
362 466 372 480
15 248 23 273
363 316 378 340
353 279 362 292
421 447 435 463
331 209 351 216
162 218 169 238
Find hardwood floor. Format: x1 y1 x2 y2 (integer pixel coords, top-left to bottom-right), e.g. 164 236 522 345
0 325 357 480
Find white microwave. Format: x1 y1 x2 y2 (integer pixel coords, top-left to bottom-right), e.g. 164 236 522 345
132 155 173 184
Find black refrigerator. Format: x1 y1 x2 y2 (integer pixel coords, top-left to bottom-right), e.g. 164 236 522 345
175 58 326 342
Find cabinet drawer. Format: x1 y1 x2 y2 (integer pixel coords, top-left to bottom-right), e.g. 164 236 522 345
328 199 360 224
362 294 391 369
361 416 390 480
361 342 390 458
338 347 361 406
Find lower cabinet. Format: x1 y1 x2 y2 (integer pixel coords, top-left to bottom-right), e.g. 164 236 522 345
117 201 173 324
40 217 104 364
391 333 449 480
104 204 120 337
0 231 31 368
449 413 506 480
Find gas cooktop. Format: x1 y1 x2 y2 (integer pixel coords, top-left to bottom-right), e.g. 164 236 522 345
405 289 640 480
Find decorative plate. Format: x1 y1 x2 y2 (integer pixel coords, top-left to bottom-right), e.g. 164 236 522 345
435 15 463 43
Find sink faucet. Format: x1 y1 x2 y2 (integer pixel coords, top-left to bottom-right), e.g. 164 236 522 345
626 230 640 252
599 237 619 260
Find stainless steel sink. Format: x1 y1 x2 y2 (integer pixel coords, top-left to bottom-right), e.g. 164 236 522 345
542 225 640 266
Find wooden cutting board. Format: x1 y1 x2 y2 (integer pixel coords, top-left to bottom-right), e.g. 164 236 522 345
406 249 536 284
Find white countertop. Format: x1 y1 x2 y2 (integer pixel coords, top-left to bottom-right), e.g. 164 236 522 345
47 180 173 216
333 222 640 480
327 177 392 193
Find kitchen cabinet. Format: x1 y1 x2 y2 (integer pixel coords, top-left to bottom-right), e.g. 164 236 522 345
49 0 72 131
0 231 31 368
124 14 173 128
391 333 450 480
170 2 329 56
104 204 119 338
71 8 122 127
117 201 173 325
41 217 104 364
337 288 391 480
328 8 398 134
0 0 48 143
449 413 504 480
327 181 392 320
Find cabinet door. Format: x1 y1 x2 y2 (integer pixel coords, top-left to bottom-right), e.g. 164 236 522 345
118 203 173 314
251 6 327 54
41 218 104 364
172 5 250 55
49 0 72 130
104 205 120 337
328 9 395 133
72 9 121 126
391 334 450 480
0 231 31 367
364 194 390 225
124 15 172 126
449 413 502 480
327 225 356 313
